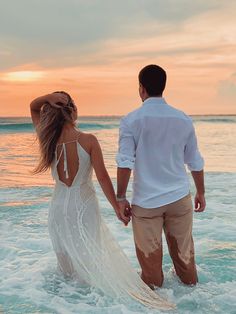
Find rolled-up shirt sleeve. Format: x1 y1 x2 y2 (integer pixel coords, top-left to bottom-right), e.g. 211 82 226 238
116 117 136 169
184 123 204 171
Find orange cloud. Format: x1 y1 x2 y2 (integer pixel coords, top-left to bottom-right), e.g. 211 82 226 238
1 71 45 82
0 2 235 116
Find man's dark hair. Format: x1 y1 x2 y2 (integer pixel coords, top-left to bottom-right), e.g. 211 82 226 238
138 64 167 96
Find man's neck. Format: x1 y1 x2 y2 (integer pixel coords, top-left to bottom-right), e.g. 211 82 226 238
142 94 163 102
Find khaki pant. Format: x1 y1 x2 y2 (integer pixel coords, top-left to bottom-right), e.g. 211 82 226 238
132 194 198 288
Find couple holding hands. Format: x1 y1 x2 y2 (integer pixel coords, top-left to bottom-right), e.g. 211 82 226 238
30 64 205 310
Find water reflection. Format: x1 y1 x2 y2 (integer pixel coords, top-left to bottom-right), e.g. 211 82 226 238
0 119 236 188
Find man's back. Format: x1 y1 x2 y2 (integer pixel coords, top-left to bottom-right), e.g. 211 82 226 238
116 64 205 288
117 97 204 208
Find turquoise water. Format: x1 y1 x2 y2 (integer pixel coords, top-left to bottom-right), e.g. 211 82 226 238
0 116 236 314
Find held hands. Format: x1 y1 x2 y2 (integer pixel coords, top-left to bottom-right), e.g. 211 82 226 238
194 193 206 212
115 199 132 226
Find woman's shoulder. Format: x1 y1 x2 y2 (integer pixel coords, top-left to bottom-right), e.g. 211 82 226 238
79 131 98 143
77 131 99 154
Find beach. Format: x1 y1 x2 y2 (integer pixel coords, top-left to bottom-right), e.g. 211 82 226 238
0 116 236 314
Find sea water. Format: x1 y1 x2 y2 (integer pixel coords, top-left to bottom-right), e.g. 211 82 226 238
0 116 236 314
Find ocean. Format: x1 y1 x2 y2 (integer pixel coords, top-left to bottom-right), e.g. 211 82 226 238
0 116 236 314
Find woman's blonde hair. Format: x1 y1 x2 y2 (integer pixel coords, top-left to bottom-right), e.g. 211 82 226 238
33 91 76 174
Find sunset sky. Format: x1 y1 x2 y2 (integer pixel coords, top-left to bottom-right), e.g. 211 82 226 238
0 0 236 116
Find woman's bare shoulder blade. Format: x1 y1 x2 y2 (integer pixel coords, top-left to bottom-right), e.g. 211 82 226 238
77 132 98 155
85 133 99 149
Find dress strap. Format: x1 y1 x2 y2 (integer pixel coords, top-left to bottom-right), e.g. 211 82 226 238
55 145 64 165
55 143 69 178
56 139 76 146
56 132 82 147
55 132 82 179
63 143 69 179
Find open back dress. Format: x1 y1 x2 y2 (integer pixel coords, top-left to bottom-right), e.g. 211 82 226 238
48 138 174 310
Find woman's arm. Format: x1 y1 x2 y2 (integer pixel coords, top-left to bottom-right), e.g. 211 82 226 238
30 93 68 127
89 135 130 225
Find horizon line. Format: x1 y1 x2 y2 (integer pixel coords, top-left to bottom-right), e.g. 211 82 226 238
1 113 236 119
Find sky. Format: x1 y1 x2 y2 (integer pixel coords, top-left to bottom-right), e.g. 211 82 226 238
0 0 236 116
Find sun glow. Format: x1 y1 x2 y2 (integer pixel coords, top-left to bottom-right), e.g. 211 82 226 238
1 71 45 82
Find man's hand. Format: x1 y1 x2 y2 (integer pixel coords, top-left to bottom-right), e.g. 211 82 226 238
116 199 132 226
194 193 206 212
191 170 205 212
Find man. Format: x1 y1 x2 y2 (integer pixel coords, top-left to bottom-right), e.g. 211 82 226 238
116 64 205 288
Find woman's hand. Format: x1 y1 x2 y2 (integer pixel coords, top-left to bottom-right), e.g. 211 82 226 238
45 93 68 108
115 200 131 226
30 93 68 127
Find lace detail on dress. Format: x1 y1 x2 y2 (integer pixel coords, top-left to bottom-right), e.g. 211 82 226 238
48 142 174 310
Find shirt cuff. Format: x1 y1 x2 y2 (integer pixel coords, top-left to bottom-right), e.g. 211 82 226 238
187 156 204 171
116 153 135 170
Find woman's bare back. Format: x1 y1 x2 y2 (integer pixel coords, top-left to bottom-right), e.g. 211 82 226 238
56 128 92 187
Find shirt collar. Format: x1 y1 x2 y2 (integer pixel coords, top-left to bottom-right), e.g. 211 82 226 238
142 97 166 106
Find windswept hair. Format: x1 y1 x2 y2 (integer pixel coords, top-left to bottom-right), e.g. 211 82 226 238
33 91 76 174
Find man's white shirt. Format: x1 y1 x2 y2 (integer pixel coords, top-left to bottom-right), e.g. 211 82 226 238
116 97 204 208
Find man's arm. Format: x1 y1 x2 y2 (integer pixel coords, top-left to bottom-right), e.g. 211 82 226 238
191 170 206 212
116 118 135 217
184 122 206 212
117 168 131 199
117 168 132 217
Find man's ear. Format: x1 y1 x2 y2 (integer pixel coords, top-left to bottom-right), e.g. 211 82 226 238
139 83 144 94
139 83 147 100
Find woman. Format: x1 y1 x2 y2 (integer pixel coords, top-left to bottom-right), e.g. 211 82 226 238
30 91 174 310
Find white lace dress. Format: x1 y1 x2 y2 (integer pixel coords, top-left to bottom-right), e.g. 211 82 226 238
48 140 174 310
